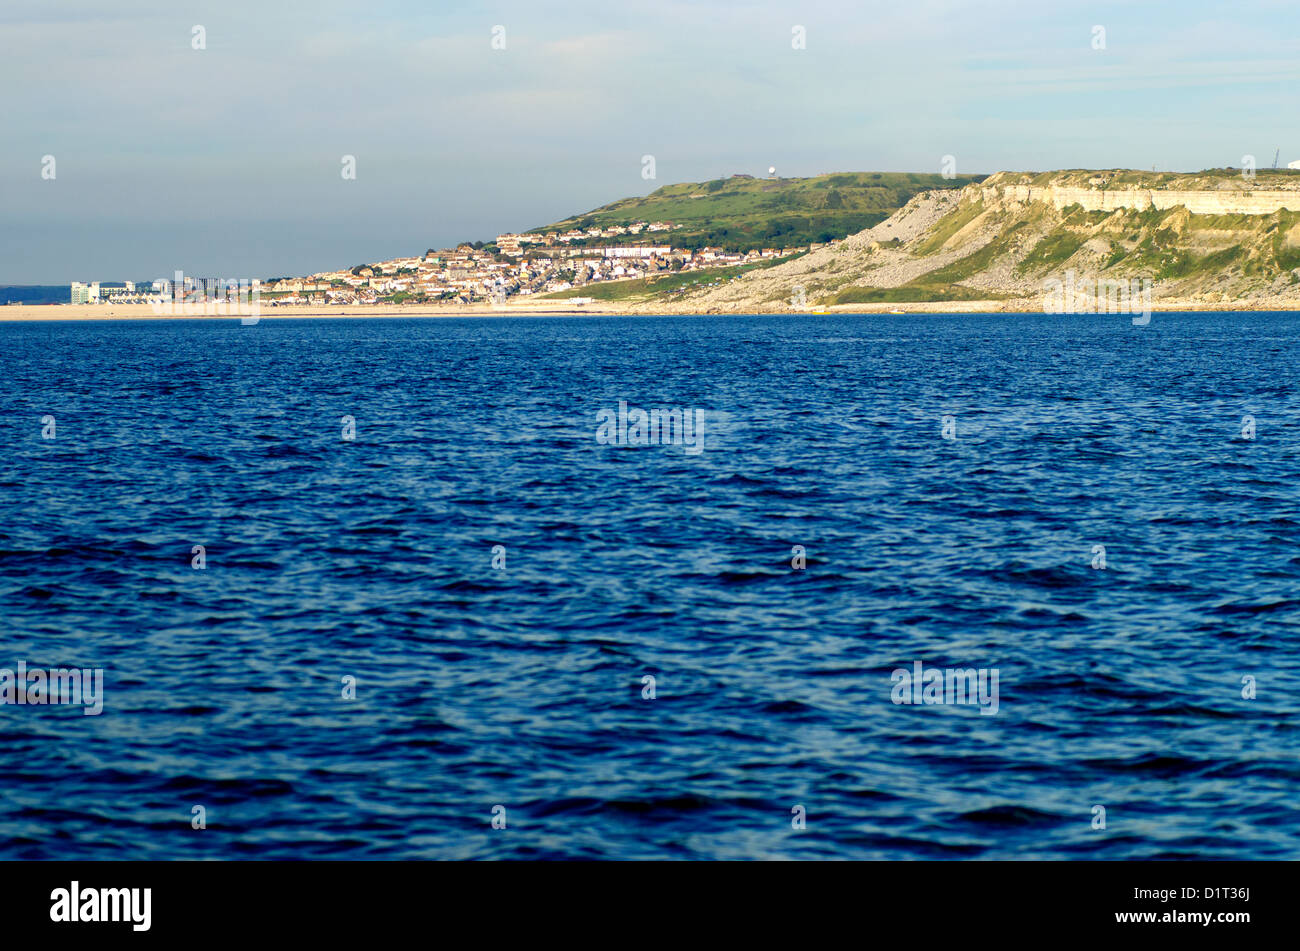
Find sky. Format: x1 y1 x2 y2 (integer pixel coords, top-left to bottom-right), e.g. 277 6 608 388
4 0 1300 283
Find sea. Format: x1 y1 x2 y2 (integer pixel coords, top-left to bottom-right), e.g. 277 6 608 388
0 312 1297 859
0 286 73 306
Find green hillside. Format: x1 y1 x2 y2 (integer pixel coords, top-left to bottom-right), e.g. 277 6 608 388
528 171 985 253
543 252 806 302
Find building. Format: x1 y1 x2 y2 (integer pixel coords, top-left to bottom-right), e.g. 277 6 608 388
71 282 90 304
171 276 225 301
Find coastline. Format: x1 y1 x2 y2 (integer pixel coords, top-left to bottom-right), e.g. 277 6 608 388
5 298 1300 320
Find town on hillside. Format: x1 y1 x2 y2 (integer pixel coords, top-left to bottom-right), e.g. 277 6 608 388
264 221 818 305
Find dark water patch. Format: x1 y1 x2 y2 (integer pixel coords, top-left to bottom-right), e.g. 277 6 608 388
955 805 1066 828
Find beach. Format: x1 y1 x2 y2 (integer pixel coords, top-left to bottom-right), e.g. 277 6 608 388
7 297 1300 321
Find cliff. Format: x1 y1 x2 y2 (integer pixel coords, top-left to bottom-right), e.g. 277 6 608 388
654 168 1300 311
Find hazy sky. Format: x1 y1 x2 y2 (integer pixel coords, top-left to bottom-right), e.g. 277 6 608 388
4 0 1300 283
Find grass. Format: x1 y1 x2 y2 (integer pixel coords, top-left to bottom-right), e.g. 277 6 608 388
1272 211 1300 271
529 171 986 253
919 221 1027 285
539 253 806 302
910 198 987 255
1015 230 1085 274
1102 242 1127 270
831 282 1014 304
1017 168 1300 190
1199 245 1247 271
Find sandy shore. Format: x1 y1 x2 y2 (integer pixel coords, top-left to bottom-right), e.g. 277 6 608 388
0 302 621 320
4 299 1300 321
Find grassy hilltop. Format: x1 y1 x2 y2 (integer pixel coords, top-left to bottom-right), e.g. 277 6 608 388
528 171 985 253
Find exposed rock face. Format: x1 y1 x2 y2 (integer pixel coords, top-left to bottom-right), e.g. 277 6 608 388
993 184 1300 216
846 189 964 246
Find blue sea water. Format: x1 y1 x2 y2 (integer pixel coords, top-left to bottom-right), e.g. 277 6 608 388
0 287 72 306
1 312 1298 860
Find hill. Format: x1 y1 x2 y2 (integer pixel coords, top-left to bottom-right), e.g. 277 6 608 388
527 171 986 253
633 167 1300 311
